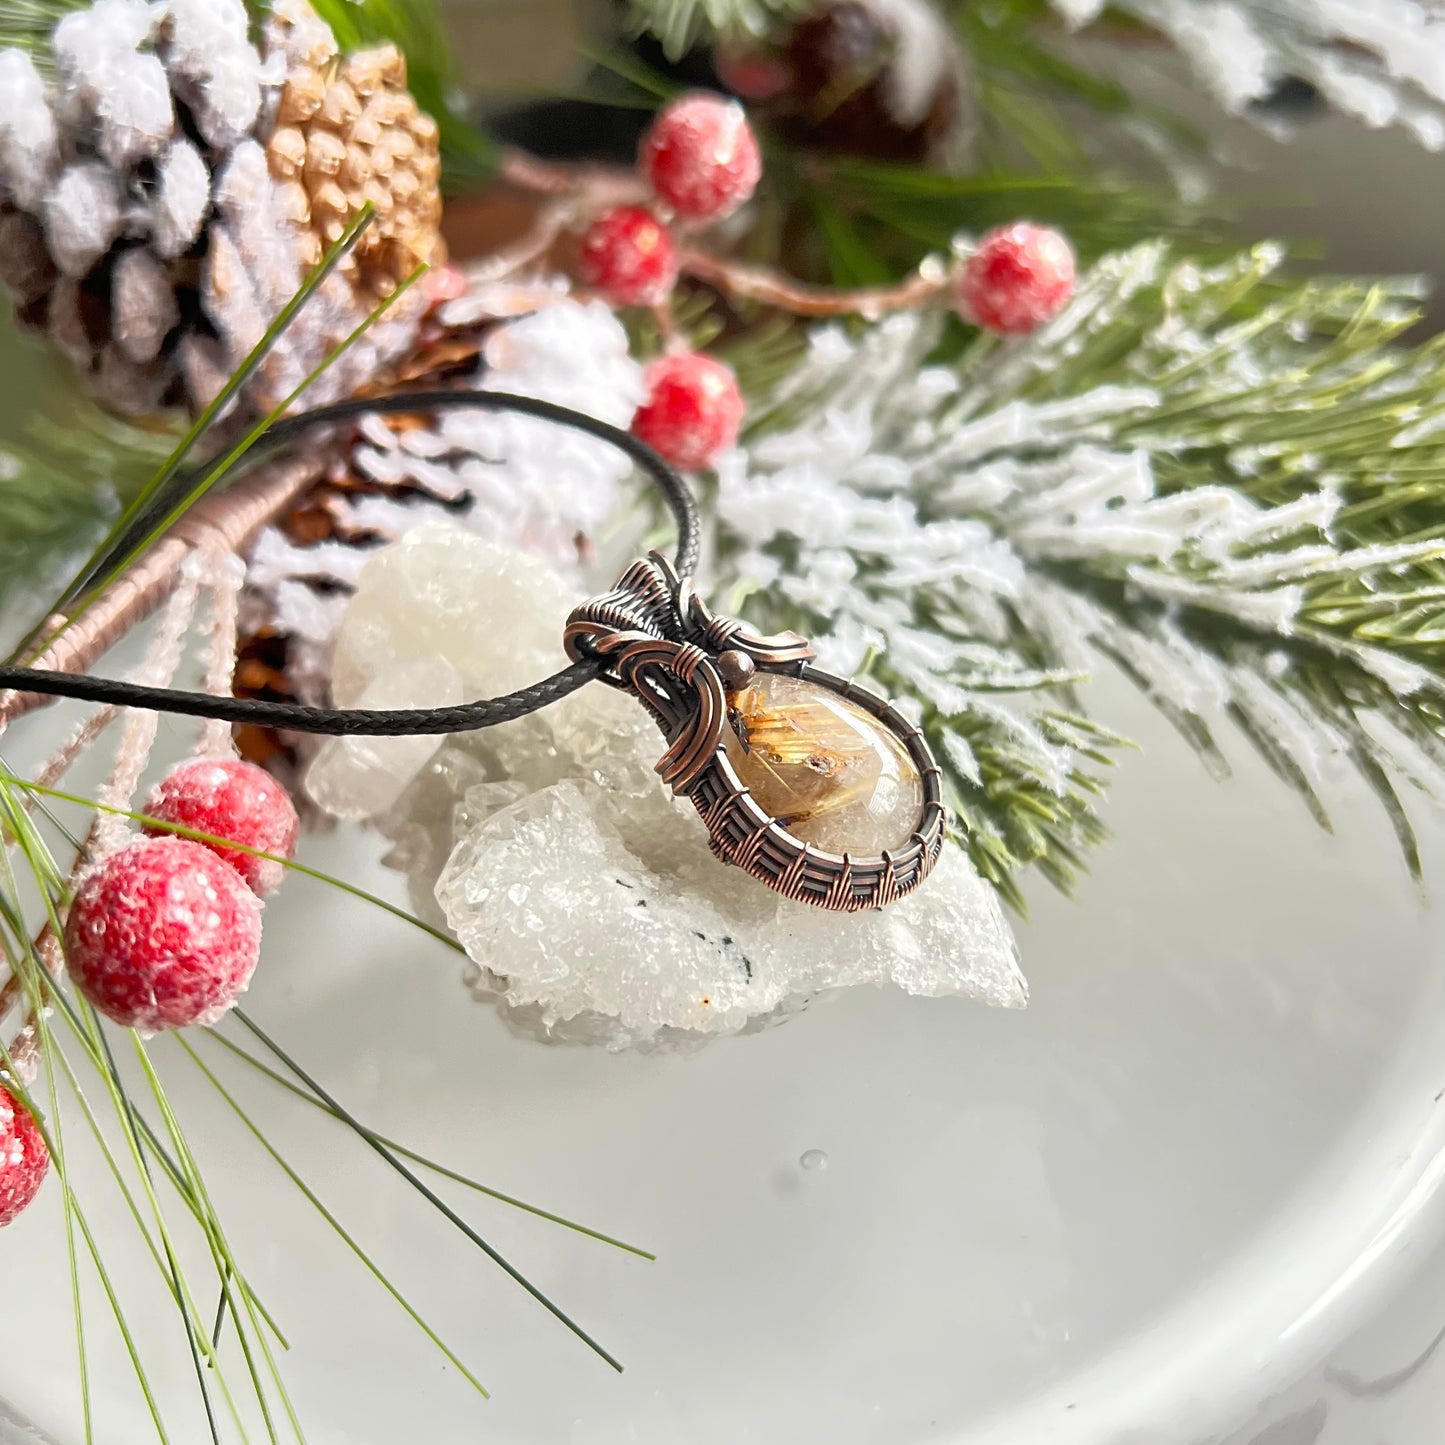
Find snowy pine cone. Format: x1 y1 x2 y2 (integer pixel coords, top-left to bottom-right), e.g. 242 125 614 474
0 0 445 417
232 280 646 788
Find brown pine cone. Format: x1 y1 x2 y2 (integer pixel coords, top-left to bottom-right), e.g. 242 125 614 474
264 37 446 306
718 0 969 164
0 0 446 418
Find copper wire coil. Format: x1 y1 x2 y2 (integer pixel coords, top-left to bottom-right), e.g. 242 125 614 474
566 554 945 911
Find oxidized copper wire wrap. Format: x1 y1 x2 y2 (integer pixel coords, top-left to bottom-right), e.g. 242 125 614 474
566 555 946 912
0 454 328 731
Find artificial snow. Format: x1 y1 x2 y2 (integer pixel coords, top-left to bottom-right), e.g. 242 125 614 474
1058 0 1445 150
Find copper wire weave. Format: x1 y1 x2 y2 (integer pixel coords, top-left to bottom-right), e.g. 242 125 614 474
566 555 946 911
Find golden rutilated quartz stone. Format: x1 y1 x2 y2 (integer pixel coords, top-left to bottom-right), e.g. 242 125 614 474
722 674 924 856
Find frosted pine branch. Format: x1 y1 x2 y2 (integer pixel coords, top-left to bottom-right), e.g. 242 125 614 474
630 0 1445 156
717 242 1445 897
625 0 805 58
1057 0 1445 150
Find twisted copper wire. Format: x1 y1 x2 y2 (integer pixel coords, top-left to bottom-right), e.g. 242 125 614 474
0 453 327 730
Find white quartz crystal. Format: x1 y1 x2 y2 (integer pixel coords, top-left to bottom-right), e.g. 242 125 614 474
304 655 462 822
314 525 1025 1051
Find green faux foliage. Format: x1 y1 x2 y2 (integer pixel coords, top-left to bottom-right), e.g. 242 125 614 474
626 0 808 60
0 330 172 627
0 0 87 64
609 0 1222 290
714 244 1445 903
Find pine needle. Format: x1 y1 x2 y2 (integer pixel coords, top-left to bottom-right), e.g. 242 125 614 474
175 1035 492 1401
1 773 463 953
232 1009 626 1375
130 1033 301 1445
201 1031 656 1260
10 205 382 666
0 1025 93 1444
0 869 171 1443
65 1017 226 1445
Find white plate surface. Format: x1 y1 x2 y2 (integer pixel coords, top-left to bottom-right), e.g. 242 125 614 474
4 663 1445 1445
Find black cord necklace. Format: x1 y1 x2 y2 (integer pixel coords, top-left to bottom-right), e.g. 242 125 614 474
1 391 699 737
0 391 945 911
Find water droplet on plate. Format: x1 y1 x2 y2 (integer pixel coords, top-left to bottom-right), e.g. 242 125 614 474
799 1148 828 1172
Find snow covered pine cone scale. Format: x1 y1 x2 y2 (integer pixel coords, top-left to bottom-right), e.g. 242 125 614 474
566 555 945 911
0 0 444 417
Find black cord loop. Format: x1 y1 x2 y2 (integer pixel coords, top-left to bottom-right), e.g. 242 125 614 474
0 391 702 738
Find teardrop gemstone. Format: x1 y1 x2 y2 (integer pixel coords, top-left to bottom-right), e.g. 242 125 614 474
722 673 924 856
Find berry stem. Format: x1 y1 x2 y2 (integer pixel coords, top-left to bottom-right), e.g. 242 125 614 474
466 198 573 285
497 147 646 205
651 298 682 348
0 932 65 1083
495 144 954 320
677 243 951 317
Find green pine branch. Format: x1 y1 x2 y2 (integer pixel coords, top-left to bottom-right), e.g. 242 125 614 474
719 243 1445 900
0 0 88 65
0 326 174 626
625 0 806 60
599 0 1224 291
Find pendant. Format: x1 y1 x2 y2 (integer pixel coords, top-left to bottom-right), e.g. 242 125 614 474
565 555 945 911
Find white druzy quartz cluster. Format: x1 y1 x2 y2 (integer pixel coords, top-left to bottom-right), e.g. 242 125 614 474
310 525 1026 1050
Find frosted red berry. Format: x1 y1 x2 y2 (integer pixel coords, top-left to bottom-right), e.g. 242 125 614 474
956 222 1076 336
632 353 745 472
578 207 679 308
64 837 263 1032
143 757 299 896
640 93 762 223
0 1086 48 1228
714 44 791 103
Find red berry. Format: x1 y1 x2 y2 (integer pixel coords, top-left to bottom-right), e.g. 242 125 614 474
632 353 745 472
577 206 679 307
714 44 791 103
0 1086 48 1228
956 222 1076 336
640 93 762 223
64 837 263 1032
143 757 299 896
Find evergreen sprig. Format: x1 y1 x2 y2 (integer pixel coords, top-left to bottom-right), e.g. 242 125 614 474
0 352 173 624
0 0 86 65
604 0 1221 290
716 243 1445 902
626 0 806 60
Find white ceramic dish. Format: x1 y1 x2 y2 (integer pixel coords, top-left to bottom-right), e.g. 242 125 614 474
3 661 1444 1444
